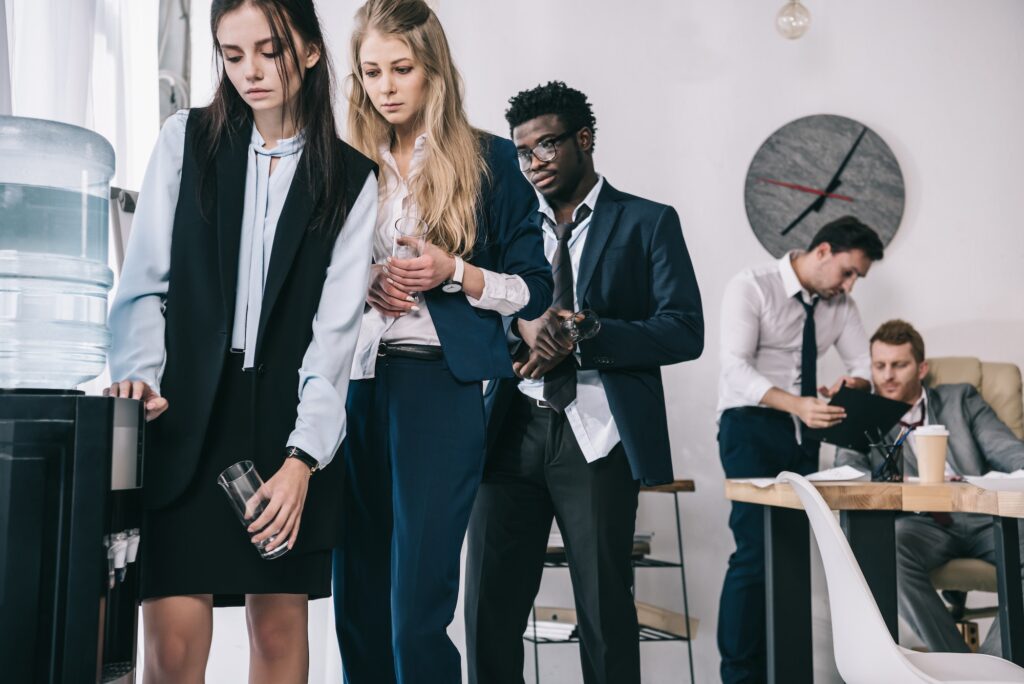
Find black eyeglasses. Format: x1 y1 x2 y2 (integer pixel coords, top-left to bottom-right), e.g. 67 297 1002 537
516 129 577 170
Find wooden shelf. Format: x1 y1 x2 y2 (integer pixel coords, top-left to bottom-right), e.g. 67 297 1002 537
641 479 696 494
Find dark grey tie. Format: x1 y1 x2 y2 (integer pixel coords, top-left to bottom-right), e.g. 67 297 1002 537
543 206 592 412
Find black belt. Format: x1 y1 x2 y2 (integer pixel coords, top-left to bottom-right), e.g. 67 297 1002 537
377 342 444 360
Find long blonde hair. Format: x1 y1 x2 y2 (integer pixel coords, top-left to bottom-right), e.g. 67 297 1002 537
348 0 487 256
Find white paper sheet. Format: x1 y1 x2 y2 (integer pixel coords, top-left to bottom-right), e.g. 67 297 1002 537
733 466 870 489
964 470 1024 492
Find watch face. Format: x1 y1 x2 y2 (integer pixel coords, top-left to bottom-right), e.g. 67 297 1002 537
442 282 463 294
744 114 905 257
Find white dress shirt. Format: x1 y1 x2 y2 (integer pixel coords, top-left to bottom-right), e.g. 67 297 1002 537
350 134 530 379
109 110 378 468
901 390 958 477
518 175 621 464
717 251 871 418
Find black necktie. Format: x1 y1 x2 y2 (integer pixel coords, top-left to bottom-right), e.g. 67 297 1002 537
797 294 817 398
797 294 819 454
543 206 592 412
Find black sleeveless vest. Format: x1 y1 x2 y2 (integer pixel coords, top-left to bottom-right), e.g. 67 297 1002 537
145 108 376 552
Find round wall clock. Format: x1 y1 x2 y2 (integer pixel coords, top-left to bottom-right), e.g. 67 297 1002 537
744 114 905 257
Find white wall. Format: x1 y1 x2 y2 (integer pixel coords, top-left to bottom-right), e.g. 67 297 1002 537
191 1 1024 682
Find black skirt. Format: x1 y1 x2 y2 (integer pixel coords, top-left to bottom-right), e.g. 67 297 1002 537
139 353 331 607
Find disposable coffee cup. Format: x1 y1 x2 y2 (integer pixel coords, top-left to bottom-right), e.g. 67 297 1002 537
914 424 949 484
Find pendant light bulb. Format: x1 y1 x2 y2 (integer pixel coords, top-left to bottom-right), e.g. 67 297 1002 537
777 0 811 40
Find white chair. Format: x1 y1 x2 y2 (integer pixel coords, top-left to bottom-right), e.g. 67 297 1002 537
778 471 1024 683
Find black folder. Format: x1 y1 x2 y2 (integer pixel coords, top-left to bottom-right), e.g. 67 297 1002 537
804 385 911 453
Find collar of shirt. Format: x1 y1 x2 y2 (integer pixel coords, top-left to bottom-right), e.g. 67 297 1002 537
379 133 429 184
536 175 605 232
250 125 305 155
901 389 928 425
779 250 816 306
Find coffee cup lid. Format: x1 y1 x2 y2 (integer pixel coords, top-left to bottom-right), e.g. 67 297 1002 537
916 424 949 436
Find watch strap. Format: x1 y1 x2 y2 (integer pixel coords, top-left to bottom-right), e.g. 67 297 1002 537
285 446 319 473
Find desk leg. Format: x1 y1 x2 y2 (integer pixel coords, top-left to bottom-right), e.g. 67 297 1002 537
994 516 1024 666
841 510 897 640
765 506 812 684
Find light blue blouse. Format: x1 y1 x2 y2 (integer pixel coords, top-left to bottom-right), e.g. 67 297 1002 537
108 110 378 468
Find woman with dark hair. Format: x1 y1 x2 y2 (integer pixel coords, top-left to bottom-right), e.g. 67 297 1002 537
106 1 377 681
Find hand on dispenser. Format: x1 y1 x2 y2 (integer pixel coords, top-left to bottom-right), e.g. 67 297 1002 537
104 380 168 421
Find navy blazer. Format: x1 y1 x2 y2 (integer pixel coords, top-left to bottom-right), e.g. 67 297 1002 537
487 181 704 485
423 133 552 382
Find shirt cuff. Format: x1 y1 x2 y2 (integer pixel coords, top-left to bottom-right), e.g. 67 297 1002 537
466 269 530 316
748 376 775 407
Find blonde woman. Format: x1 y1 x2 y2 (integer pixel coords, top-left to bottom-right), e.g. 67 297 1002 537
333 1 552 681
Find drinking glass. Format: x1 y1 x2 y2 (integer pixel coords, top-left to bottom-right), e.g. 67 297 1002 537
217 460 289 560
393 216 428 259
560 310 602 343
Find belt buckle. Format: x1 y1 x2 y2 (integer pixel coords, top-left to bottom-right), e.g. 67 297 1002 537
377 343 388 358
536 399 552 410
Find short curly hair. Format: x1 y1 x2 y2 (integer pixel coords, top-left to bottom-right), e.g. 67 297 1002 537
505 81 598 151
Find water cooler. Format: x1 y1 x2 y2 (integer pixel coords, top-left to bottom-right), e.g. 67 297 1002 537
0 116 145 683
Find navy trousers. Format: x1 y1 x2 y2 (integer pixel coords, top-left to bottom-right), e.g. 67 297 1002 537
717 407 817 684
333 355 486 684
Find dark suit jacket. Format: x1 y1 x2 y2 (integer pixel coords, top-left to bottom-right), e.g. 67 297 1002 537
486 181 704 485
423 134 553 382
835 384 1024 476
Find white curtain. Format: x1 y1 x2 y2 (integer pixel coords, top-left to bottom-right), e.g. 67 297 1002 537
0 0 11 115
6 0 159 190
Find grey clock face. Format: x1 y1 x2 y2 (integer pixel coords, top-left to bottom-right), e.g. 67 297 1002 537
744 114 905 257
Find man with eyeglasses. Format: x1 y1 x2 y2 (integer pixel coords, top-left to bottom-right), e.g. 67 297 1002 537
464 80 704 684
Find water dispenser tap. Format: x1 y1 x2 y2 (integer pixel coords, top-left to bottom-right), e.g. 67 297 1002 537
109 532 128 583
126 529 140 564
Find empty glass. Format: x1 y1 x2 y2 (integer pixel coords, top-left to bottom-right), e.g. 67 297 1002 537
561 310 602 343
392 216 428 259
217 460 289 560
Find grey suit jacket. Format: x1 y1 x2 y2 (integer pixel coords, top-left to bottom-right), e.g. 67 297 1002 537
835 384 1024 476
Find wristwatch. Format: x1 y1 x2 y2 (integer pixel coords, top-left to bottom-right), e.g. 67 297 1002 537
442 255 464 294
285 446 319 474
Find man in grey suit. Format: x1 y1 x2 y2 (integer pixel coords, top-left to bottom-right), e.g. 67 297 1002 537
836 319 1024 654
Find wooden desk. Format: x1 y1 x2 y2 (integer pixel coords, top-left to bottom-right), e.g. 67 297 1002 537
724 479 1024 683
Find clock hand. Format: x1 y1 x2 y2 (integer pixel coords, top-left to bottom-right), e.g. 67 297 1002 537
780 126 868 236
823 126 867 194
756 177 855 201
780 199 820 236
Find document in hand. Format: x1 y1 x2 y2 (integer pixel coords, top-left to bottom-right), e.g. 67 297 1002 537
804 385 911 453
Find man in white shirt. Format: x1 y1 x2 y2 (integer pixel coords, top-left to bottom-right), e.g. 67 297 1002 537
836 319 1024 655
717 217 884 683
465 81 704 684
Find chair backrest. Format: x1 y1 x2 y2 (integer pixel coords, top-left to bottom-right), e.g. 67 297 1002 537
778 472 933 683
927 356 1024 440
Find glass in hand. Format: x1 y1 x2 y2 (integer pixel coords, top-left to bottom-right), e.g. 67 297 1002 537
560 310 601 343
392 216 428 260
217 460 289 559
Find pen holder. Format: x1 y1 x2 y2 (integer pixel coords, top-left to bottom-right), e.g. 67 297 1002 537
869 441 904 482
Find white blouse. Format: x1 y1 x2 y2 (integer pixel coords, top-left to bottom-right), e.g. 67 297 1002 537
350 133 530 379
108 109 378 468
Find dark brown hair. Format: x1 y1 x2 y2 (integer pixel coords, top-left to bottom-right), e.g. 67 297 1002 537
871 319 926 363
194 0 348 234
808 216 885 262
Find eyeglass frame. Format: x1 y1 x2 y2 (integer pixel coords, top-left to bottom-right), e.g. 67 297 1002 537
515 128 579 170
